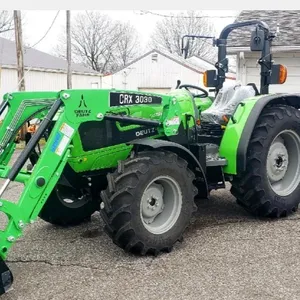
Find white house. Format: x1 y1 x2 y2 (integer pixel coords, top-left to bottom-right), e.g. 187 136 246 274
227 10 300 93
103 49 236 94
0 37 102 98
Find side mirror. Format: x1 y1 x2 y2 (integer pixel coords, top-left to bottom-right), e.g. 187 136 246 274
270 64 287 84
203 70 218 87
250 28 265 51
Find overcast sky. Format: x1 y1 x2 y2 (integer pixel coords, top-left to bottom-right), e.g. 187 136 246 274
19 10 240 55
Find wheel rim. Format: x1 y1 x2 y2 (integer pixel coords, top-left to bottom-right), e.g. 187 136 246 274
140 176 182 235
266 129 300 196
56 185 90 209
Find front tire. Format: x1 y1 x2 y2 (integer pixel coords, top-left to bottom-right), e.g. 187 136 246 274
39 184 99 226
231 105 300 218
100 150 198 255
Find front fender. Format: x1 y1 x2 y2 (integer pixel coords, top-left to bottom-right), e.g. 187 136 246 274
219 93 300 175
130 138 208 197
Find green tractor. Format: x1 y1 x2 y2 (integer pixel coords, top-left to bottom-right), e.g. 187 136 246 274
0 19 299 295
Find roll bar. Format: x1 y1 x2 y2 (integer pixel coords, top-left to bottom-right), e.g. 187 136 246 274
182 20 276 94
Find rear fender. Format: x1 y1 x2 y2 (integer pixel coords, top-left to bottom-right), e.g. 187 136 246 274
219 93 300 175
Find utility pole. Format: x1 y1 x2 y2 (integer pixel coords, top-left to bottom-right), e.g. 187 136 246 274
14 10 25 91
66 10 72 89
14 10 26 140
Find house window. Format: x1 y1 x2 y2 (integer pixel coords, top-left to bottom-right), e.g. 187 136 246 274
151 53 158 63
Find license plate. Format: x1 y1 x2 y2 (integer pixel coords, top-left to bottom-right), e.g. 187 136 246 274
109 92 162 107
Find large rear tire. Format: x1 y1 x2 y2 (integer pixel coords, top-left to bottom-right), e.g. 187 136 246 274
231 105 300 217
100 150 198 255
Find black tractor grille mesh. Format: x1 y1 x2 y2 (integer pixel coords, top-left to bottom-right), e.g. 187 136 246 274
200 122 223 136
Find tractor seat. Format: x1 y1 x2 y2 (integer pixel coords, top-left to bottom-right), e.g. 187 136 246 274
200 83 256 125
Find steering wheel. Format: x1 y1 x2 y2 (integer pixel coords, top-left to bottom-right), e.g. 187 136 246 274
179 84 208 98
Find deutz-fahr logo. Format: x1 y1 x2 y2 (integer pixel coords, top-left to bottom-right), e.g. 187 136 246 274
74 95 91 117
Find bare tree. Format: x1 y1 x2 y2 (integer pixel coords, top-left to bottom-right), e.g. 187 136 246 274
0 11 14 35
53 11 141 74
149 11 217 61
110 21 141 71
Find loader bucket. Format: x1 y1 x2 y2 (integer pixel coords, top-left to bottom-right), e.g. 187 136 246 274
0 258 13 295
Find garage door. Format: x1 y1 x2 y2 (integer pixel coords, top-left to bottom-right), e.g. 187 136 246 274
138 87 171 94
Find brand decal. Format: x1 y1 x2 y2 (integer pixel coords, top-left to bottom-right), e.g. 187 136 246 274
74 95 91 117
150 112 162 118
110 92 162 107
135 127 156 137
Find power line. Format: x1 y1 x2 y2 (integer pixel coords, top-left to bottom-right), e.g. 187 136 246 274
26 10 60 50
138 10 238 19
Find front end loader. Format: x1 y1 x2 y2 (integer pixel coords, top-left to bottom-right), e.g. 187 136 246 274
0 19 299 295
0 85 213 293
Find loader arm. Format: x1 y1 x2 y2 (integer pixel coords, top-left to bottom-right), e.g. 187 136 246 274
0 92 58 166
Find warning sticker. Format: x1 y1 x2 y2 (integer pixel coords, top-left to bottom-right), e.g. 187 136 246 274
60 123 75 138
55 135 70 156
50 132 62 153
167 116 180 126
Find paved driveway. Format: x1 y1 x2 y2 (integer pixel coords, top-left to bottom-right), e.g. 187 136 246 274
0 151 299 300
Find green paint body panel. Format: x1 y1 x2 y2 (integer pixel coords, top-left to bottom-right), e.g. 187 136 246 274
219 95 265 175
56 89 213 173
195 96 213 112
65 88 197 172
68 143 134 172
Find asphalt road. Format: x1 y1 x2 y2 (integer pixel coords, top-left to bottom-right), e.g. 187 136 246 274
0 153 300 300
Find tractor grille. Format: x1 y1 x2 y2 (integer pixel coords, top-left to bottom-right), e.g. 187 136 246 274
197 122 224 144
79 121 110 151
78 120 159 152
200 122 223 136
